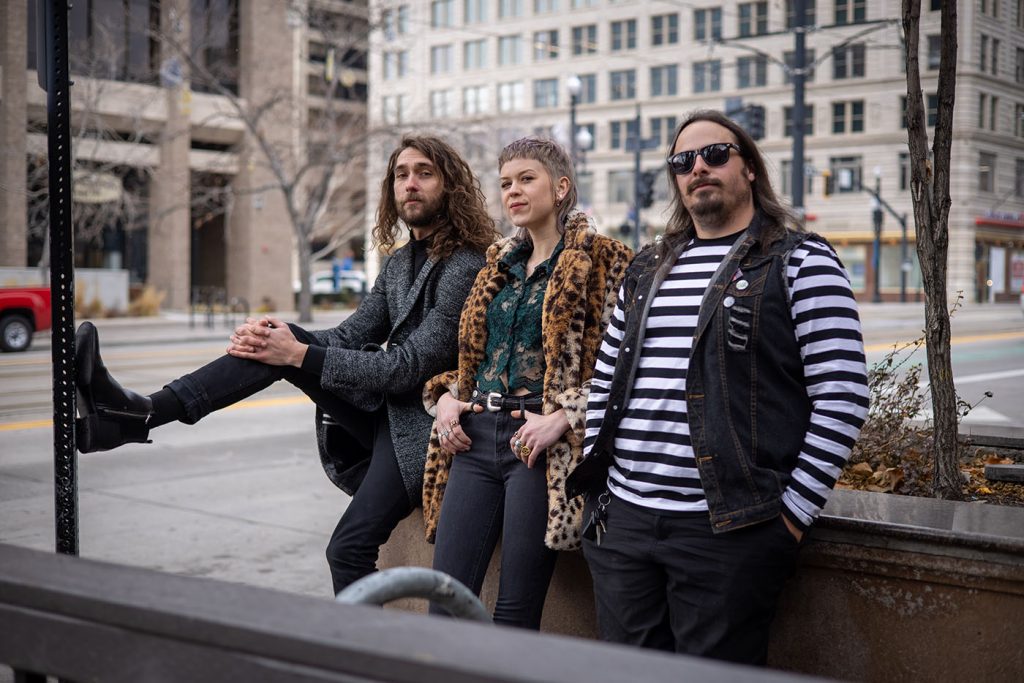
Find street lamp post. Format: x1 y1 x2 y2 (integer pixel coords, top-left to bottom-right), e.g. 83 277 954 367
872 167 884 303
566 75 582 167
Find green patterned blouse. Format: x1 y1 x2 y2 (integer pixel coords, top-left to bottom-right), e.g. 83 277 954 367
475 236 565 394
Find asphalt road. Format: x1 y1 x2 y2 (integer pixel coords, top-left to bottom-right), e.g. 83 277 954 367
0 303 1022 607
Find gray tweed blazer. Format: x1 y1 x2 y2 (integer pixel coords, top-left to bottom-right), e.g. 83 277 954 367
310 240 485 505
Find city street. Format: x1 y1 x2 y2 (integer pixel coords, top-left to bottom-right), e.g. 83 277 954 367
1 303 1023 605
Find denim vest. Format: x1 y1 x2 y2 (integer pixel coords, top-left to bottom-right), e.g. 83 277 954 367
568 216 818 533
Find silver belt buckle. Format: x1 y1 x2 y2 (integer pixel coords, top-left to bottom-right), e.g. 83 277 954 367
485 392 503 412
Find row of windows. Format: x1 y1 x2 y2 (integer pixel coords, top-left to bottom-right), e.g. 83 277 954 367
978 95 1024 137
386 88 944 145
382 1 880 44
388 45 872 90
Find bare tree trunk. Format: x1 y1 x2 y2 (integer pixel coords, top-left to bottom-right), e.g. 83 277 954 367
296 230 314 323
903 0 961 499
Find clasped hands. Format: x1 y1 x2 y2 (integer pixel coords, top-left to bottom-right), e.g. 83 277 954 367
435 393 569 468
226 316 307 367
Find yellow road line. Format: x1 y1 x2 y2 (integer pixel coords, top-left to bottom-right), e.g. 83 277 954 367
0 395 312 432
864 330 1024 353
0 346 225 368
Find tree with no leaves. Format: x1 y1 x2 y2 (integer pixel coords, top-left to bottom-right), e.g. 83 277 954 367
902 0 960 499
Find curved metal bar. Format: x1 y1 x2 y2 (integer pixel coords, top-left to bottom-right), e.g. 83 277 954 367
335 567 491 623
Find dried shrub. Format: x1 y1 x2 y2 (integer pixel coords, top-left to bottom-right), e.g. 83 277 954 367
128 285 165 317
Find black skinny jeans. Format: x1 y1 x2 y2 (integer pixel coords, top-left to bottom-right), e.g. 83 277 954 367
429 410 558 629
164 324 412 595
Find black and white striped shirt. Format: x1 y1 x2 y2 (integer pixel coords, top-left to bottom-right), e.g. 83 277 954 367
583 234 869 527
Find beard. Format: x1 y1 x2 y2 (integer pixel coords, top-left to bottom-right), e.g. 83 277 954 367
398 193 444 228
687 179 751 227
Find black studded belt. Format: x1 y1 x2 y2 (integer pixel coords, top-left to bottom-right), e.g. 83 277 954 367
472 390 544 413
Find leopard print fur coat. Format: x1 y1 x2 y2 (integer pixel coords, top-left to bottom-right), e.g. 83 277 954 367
421 211 632 551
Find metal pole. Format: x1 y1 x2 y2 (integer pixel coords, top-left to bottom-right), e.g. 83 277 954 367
569 92 578 168
336 567 491 623
900 213 908 303
632 104 642 252
41 0 78 556
791 0 807 218
872 175 884 303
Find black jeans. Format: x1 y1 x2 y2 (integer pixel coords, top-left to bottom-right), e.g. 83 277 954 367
429 410 558 629
165 324 412 595
582 493 801 665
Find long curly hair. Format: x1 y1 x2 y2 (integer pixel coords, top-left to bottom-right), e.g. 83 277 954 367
659 109 800 260
373 135 498 260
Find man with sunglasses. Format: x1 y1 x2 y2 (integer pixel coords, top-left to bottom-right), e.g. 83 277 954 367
568 110 868 665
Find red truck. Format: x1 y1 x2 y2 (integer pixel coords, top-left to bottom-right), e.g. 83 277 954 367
0 287 52 352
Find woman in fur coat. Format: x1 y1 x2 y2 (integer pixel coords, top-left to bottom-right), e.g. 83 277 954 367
421 137 632 629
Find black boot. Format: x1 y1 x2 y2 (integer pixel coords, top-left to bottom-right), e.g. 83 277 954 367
75 321 153 452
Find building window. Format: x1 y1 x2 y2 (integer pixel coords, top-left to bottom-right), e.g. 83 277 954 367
572 25 597 55
464 0 487 23
383 51 408 80
610 70 636 100
785 0 816 28
498 35 523 66
499 0 523 19
1015 158 1024 197
927 35 941 70
834 0 866 25
833 44 866 79
980 34 989 72
900 94 939 128
608 170 635 204
693 60 722 93
979 152 996 193
463 85 490 115
991 38 1000 75
783 105 815 137
382 7 409 38
990 95 999 131
899 151 911 191
497 81 525 112
650 116 678 146
533 78 559 108
431 0 455 27
534 0 559 13
780 159 814 199
534 30 559 60
737 56 767 88
1016 48 1024 83
1018 0 1024 29
738 2 768 37
430 89 456 118
571 0 599 7
694 8 722 41
610 119 638 150
576 73 597 103
832 100 864 134
430 44 454 74
577 171 594 207
611 20 637 51
650 65 678 97
382 94 407 125
464 40 487 69
651 14 679 46
783 50 815 83
829 156 862 193
1015 103 1024 137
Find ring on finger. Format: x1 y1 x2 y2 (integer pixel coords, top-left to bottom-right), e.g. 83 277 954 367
514 439 522 450
520 445 532 458
449 418 458 428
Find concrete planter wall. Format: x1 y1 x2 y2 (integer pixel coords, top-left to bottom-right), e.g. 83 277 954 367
380 490 1024 681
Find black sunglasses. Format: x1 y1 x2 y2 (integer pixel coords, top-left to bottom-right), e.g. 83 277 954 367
666 143 743 175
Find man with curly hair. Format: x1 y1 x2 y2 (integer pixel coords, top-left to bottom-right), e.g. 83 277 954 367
73 135 497 594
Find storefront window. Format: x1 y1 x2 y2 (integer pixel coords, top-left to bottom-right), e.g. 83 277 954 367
833 245 866 292
880 244 922 291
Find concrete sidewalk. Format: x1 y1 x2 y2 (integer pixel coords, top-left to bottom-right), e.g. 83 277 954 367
25 301 1024 350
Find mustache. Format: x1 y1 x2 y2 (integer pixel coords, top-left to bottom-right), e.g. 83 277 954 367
687 178 721 193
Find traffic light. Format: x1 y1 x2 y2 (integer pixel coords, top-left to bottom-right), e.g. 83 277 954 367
822 169 834 197
639 170 658 208
746 105 765 141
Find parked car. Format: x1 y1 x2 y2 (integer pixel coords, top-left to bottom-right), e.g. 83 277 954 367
293 271 367 297
0 287 51 352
